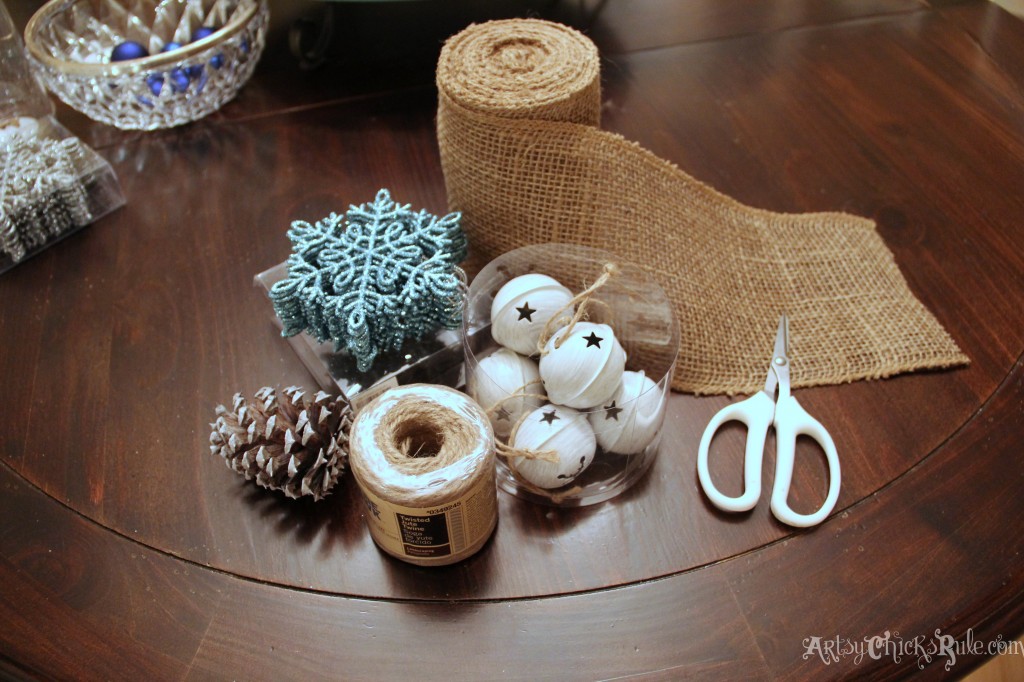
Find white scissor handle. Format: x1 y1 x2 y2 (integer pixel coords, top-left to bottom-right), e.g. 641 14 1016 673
769 395 841 527
697 391 775 513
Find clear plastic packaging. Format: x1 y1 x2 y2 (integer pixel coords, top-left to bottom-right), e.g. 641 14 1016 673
1 1 53 122
254 262 470 411
0 1 124 273
464 244 680 507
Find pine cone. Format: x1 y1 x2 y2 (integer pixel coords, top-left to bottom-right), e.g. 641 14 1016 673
210 386 351 501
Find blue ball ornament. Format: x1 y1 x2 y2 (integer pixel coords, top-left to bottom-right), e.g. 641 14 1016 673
110 41 149 61
191 26 219 41
191 26 225 69
145 73 164 96
161 41 204 87
160 43 190 92
168 68 190 93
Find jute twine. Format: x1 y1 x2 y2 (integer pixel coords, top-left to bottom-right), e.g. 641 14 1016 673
482 379 558 463
350 384 494 508
481 380 588 504
536 262 619 355
498 401 585 505
436 19 969 395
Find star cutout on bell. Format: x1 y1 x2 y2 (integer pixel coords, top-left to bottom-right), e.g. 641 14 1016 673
540 409 560 425
603 401 623 421
516 302 536 322
495 406 512 422
583 331 603 348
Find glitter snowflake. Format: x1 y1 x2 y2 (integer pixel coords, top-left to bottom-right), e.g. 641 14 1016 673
270 189 467 371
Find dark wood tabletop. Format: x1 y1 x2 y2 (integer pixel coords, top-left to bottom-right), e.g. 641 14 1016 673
2 0 1023 679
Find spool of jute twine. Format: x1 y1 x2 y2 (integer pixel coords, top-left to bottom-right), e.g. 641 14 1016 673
436 19 968 395
348 384 497 566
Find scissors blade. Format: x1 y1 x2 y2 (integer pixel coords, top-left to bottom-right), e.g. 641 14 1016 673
762 314 790 395
764 314 791 396
773 314 789 361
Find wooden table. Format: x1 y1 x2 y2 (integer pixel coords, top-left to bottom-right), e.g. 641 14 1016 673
2 1 1022 679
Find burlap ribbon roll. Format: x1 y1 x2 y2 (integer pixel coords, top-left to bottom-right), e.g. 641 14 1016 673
436 19 968 394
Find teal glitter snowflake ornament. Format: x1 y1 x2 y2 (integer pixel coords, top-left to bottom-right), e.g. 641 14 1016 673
270 189 467 372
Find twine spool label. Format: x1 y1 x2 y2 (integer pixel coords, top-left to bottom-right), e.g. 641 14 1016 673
359 472 496 561
348 384 498 567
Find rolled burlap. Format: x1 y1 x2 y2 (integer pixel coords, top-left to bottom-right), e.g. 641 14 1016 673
436 19 968 395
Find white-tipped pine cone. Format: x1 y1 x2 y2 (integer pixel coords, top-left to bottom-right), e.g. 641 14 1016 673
210 386 351 501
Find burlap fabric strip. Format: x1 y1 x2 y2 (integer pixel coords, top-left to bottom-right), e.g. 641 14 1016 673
436 19 968 395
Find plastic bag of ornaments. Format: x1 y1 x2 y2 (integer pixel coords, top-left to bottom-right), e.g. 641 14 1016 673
0 2 124 274
464 244 680 506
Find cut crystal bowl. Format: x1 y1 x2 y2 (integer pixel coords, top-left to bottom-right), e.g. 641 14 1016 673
25 0 269 130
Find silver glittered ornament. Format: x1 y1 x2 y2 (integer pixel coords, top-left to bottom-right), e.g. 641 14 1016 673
0 117 39 145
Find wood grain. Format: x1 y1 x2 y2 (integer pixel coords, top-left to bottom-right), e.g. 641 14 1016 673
1 357 1019 678
1 0 1022 678
576 0 925 53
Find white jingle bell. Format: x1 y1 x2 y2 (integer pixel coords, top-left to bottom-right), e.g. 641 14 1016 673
539 321 626 409
509 405 596 489
589 371 666 455
491 274 574 356
467 348 543 439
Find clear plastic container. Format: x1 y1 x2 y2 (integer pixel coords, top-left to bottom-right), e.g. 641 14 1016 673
254 262 470 411
465 243 680 507
0 1 54 122
0 1 124 273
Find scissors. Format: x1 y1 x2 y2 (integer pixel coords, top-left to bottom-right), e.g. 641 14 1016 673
697 314 840 528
